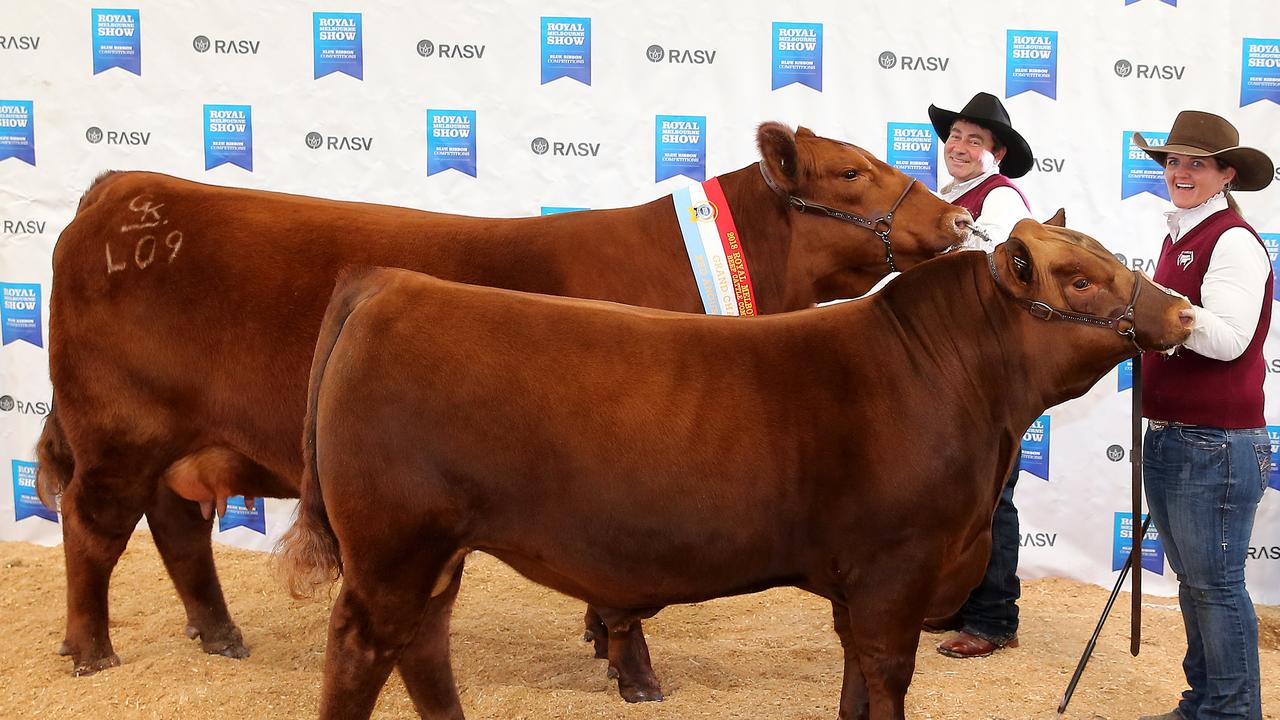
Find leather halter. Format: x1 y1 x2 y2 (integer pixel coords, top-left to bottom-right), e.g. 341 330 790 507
758 161 917 273
987 251 1145 351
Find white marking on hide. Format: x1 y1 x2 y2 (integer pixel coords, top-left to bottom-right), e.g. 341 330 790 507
164 231 183 262
127 195 165 224
106 243 127 274
134 235 156 269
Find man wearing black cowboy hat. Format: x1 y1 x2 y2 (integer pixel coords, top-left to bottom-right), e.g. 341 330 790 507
922 91 1035 659
929 91 1035 251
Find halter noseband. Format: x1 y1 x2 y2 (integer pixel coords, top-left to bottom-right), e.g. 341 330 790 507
987 251 1145 351
759 161 917 273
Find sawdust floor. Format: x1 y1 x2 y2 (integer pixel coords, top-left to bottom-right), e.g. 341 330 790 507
1 533 1277 719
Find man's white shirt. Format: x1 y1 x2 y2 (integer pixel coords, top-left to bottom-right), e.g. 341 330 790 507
939 169 1033 252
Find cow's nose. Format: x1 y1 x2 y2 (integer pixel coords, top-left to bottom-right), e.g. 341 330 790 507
1178 307 1195 331
951 212 974 237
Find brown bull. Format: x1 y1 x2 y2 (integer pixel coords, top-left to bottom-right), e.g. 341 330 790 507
279 218 1193 720
35 122 972 688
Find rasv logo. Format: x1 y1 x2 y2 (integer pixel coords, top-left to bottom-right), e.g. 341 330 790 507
0 35 40 50
1248 545 1280 560
85 126 150 145
530 136 599 157
1020 532 1057 547
416 39 486 59
193 35 260 54
645 44 716 64
305 131 372 151
1112 253 1156 274
1034 157 1065 173
1115 59 1185 79
0 394 51 416
876 50 949 71
2 219 46 235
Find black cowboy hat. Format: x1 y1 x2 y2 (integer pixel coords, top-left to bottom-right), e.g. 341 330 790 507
928 92 1034 179
1133 110 1274 192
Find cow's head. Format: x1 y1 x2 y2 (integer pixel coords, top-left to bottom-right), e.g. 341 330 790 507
757 122 973 301
991 216 1193 397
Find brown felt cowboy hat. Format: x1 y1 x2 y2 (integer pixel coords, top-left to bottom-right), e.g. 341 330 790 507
1133 110 1274 192
928 92 1034 179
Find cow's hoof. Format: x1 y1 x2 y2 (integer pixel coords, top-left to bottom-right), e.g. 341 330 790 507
56 641 72 656
187 624 250 659
201 633 250 660
210 642 251 659
72 653 121 676
618 683 664 703
606 665 619 680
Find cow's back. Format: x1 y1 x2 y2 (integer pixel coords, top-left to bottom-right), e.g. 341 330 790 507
48 171 691 484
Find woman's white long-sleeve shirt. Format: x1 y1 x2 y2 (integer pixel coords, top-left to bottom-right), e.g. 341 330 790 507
1164 194 1271 362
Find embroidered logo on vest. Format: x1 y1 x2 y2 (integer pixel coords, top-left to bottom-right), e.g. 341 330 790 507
1177 250 1194 269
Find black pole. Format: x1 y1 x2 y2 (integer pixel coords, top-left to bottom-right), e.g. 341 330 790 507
1130 357 1144 656
1056 356 1148 716
1055 514 1152 716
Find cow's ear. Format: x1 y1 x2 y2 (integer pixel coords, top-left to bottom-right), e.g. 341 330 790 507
1005 237 1035 286
757 122 798 191
1044 208 1067 227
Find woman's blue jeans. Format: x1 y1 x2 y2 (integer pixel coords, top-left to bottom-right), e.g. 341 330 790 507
1143 423 1268 720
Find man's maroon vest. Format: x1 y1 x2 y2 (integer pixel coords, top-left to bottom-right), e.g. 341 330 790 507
951 174 1029 219
1142 208 1273 428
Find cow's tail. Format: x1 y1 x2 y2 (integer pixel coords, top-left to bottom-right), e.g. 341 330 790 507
35 404 74 510
277 266 386 600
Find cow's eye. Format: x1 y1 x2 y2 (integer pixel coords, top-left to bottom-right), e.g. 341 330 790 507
1072 278 1091 290
843 169 858 180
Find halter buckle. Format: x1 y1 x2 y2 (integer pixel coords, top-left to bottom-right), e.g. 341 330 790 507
1028 302 1055 321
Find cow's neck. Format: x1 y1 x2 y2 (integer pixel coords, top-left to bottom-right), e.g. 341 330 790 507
876 252 1132 434
873 253 1045 437
712 165 795 313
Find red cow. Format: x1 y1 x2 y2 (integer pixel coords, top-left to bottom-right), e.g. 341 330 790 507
36 122 972 695
280 218 1193 719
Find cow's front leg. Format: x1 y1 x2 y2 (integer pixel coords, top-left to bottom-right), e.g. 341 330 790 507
843 574 933 720
831 601 870 720
593 607 663 702
582 605 610 659
146 485 248 659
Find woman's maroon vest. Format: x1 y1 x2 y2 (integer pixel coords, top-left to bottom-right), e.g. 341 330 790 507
1141 208 1273 428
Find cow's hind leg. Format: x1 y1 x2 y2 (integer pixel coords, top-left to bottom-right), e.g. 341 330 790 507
57 466 150 675
319 543 464 720
593 606 663 702
831 601 870 720
145 485 247 658
397 561 466 720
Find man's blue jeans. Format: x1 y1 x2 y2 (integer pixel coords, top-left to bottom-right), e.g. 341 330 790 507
957 458 1021 644
1144 424 1268 720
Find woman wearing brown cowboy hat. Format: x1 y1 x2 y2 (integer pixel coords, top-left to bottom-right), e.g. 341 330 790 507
1136 110 1274 720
